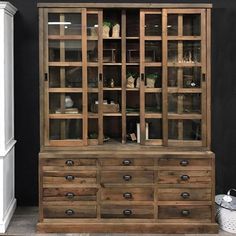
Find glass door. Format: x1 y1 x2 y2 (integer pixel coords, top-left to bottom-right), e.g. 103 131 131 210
140 10 163 145
45 8 87 146
165 9 206 146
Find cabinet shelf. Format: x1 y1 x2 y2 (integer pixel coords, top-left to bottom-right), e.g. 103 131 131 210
49 88 83 93
103 87 122 91
49 114 83 119
126 37 140 40
103 113 122 116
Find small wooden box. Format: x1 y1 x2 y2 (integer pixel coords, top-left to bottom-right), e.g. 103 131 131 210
91 103 120 113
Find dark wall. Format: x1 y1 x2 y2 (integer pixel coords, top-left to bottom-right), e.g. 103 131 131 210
11 0 236 206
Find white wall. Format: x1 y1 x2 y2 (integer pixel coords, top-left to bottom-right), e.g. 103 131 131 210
0 2 17 233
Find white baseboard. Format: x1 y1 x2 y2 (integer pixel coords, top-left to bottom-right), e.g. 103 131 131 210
0 198 16 233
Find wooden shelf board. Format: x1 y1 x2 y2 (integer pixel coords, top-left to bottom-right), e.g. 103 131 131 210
87 36 98 40
168 113 202 119
167 62 201 67
103 113 122 116
144 62 162 67
48 62 82 67
126 36 139 40
167 36 201 41
103 87 122 91
49 114 83 119
126 62 140 65
126 88 139 91
48 88 83 93
126 113 140 116
88 88 99 93
103 37 121 40
87 62 99 67
88 112 98 118
48 35 82 40
144 36 162 41
168 88 202 93
103 63 122 66
145 113 162 119
145 88 162 93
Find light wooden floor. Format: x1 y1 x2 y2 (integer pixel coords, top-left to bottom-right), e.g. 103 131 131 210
1 207 233 236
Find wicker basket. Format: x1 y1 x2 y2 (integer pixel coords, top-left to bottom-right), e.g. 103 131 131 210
215 189 236 233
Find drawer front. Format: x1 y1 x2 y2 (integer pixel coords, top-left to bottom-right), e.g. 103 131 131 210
100 158 154 166
101 205 153 218
43 205 97 218
101 187 154 201
158 188 211 201
158 205 211 222
158 157 211 167
43 188 98 201
101 171 154 184
158 170 211 185
43 171 97 185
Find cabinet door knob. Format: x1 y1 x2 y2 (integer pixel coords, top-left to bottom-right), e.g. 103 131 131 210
65 209 74 216
66 192 75 199
123 175 132 181
65 175 75 181
181 209 190 217
180 160 189 166
123 192 132 199
123 159 132 166
180 175 189 181
123 209 132 216
65 160 74 166
181 192 190 199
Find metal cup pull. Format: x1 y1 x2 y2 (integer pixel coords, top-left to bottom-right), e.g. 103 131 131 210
122 159 132 166
123 192 132 199
65 175 75 181
65 160 74 166
123 175 132 181
181 209 190 217
181 175 190 181
65 209 75 216
181 192 190 199
123 209 132 216
180 160 189 166
66 192 75 199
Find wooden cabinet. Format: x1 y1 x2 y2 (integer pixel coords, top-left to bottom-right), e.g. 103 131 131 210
37 3 217 233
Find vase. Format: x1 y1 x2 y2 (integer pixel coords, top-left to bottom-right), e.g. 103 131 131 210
126 76 135 88
65 95 74 108
103 25 110 38
112 24 120 38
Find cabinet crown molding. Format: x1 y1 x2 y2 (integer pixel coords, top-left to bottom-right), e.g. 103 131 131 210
0 2 17 15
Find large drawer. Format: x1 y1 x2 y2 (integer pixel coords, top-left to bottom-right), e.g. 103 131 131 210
158 205 211 222
101 187 154 201
158 170 211 185
100 158 154 166
43 187 98 201
43 171 97 185
158 188 211 201
101 205 153 218
43 205 97 218
101 171 154 184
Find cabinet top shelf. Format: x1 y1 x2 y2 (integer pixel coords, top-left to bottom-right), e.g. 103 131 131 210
38 3 212 8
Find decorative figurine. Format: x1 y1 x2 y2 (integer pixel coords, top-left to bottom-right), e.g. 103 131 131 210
146 73 158 88
136 77 140 88
65 95 74 108
103 21 111 38
110 78 115 88
112 23 120 38
126 75 135 88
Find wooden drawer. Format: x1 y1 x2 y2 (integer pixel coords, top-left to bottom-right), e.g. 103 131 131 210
100 158 154 166
158 170 211 185
43 187 98 201
158 205 211 222
101 187 154 201
101 171 154 184
43 171 97 185
101 205 153 218
158 157 211 168
43 205 97 218
158 188 211 201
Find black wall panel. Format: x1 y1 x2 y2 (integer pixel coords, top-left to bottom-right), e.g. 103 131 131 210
10 0 236 205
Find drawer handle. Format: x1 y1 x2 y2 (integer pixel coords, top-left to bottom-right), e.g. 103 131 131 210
123 192 132 199
180 160 189 166
66 192 75 199
65 209 75 216
65 175 75 181
123 175 132 181
123 160 132 166
123 209 132 216
65 160 74 166
180 175 189 181
181 209 190 217
181 192 190 199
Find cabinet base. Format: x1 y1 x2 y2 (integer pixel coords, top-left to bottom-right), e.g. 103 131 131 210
37 222 218 234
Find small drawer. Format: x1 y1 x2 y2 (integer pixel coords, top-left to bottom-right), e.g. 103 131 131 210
158 188 211 201
158 205 211 222
158 157 211 167
43 171 97 185
100 158 154 166
43 205 97 218
101 187 154 201
158 170 211 185
101 205 153 218
43 187 98 201
101 171 154 184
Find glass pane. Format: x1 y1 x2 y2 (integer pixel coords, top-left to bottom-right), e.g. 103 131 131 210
126 66 139 89
183 14 200 36
49 40 82 62
103 41 121 63
49 67 82 88
168 41 201 63
127 41 139 63
50 119 82 140
104 66 121 88
168 94 201 114
88 93 98 113
103 91 121 113
145 14 162 36
145 119 162 139
64 14 81 35
103 117 122 142
145 93 162 113
167 14 178 36
145 67 162 88
49 93 82 114
126 91 139 114
126 117 139 142
168 119 201 140
88 67 98 88
88 41 98 62
168 67 201 88
87 14 98 36
88 119 98 139
126 10 139 37
145 41 162 62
